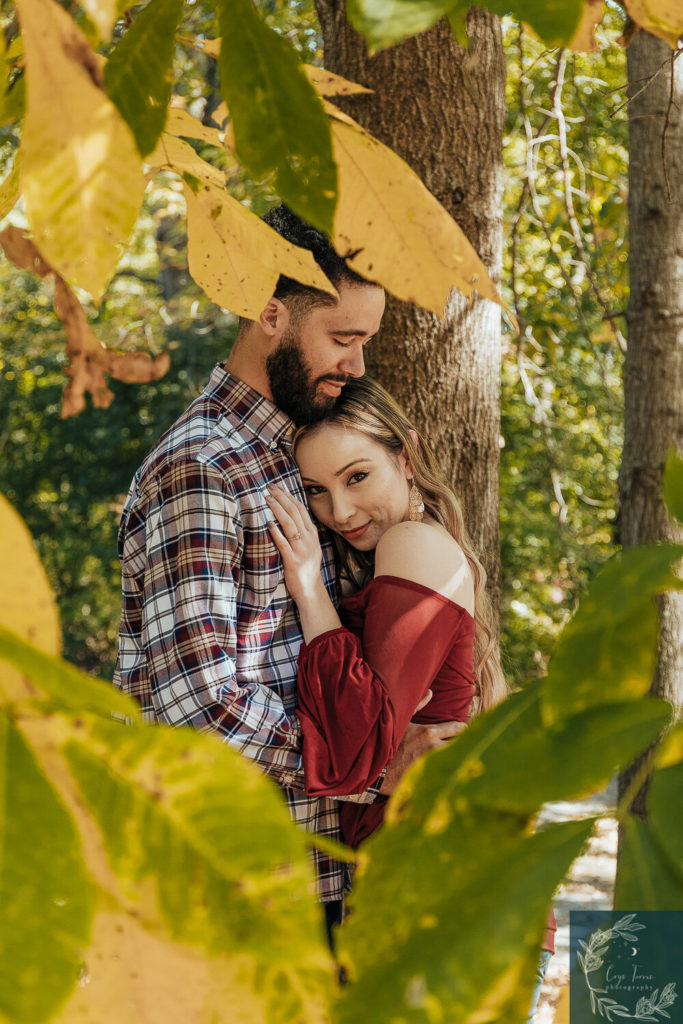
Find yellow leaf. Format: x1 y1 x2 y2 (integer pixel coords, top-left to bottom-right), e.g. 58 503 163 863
303 64 373 97
0 495 60 658
49 909 281 1024
0 160 21 220
569 0 605 52
184 181 337 318
165 107 224 148
554 984 570 1024
79 0 119 42
15 0 145 300
624 0 683 46
0 496 60 705
178 33 221 58
147 133 227 188
327 104 505 318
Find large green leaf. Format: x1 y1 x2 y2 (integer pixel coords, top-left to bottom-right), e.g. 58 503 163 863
62 714 332 1021
663 448 683 523
385 681 669 818
0 625 137 720
0 709 95 1024
543 544 683 721
346 0 585 52
104 0 185 157
217 0 337 234
614 818 683 910
335 817 593 1024
0 629 333 1023
648 741 683 883
437 690 671 815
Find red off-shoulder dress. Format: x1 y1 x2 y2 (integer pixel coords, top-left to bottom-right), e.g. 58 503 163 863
296 574 476 848
295 574 556 953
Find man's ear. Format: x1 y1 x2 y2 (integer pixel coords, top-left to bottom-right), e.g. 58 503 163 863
259 298 289 338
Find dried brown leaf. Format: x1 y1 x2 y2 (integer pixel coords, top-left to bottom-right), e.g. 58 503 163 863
0 227 169 417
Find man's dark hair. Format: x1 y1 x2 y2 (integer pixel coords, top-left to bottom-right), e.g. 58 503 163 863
238 205 370 332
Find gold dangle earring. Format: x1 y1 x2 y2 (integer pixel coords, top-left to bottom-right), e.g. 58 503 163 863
408 479 425 522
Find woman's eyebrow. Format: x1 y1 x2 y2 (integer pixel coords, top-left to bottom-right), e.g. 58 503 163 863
301 459 372 482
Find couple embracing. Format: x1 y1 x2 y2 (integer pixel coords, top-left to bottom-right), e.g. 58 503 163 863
114 207 547 988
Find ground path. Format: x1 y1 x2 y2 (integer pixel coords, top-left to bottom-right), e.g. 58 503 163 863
536 781 618 1023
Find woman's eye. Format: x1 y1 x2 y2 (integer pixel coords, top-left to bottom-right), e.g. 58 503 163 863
348 472 368 485
304 485 324 498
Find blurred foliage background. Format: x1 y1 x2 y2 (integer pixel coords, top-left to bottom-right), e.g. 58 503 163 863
1 4 627 683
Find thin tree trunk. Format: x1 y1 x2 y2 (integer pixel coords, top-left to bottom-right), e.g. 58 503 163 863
315 3 506 616
618 31 683 819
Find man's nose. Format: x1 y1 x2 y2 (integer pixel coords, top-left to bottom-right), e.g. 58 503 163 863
340 344 365 378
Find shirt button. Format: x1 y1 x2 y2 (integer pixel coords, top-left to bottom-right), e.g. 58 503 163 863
269 441 278 451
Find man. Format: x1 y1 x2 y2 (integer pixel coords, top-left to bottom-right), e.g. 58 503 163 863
114 205 460 936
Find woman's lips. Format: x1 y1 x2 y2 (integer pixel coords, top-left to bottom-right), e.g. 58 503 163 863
339 522 371 541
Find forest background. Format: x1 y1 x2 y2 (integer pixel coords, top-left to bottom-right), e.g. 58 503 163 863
1 0 683 1022
1 0 629 687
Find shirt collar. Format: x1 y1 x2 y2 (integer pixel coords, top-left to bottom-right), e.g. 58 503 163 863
205 364 296 451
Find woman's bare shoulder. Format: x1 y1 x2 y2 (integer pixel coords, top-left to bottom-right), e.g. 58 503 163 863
374 521 474 612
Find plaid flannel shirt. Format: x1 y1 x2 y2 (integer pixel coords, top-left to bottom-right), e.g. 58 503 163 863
114 365 376 900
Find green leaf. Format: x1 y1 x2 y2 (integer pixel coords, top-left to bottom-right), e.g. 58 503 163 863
336 817 593 1024
444 690 671 815
60 713 332 1020
0 709 95 1023
0 625 139 721
0 75 24 127
543 544 683 721
663 448 683 523
648 758 683 881
347 0 585 52
378 682 670 818
217 0 337 234
104 0 185 157
614 818 683 910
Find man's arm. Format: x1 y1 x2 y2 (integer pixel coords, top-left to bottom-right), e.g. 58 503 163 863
132 460 306 789
379 720 468 795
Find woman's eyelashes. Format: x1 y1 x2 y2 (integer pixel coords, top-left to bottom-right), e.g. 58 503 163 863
303 472 368 499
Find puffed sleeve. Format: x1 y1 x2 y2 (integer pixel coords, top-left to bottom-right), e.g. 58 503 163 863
297 576 473 797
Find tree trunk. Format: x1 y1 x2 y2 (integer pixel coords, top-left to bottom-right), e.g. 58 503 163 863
314 3 506 614
618 30 683 818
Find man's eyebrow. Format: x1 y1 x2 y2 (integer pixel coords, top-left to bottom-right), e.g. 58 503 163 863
302 459 372 482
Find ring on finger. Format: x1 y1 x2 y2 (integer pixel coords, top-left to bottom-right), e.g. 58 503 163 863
290 532 301 542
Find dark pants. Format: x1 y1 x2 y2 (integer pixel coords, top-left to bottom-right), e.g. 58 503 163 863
324 899 344 952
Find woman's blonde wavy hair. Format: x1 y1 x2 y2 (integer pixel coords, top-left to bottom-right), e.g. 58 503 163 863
294 376 507 712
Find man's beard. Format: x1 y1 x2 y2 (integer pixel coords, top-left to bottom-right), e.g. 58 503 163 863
266 330 346 426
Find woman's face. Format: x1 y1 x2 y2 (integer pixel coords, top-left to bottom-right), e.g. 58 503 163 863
295 423 413 550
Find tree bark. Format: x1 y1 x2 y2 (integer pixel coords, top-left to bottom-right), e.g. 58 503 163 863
314 3 506 615
618 32 683 818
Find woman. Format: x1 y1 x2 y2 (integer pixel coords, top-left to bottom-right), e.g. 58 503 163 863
265 375 506 846
266 378 555 1014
